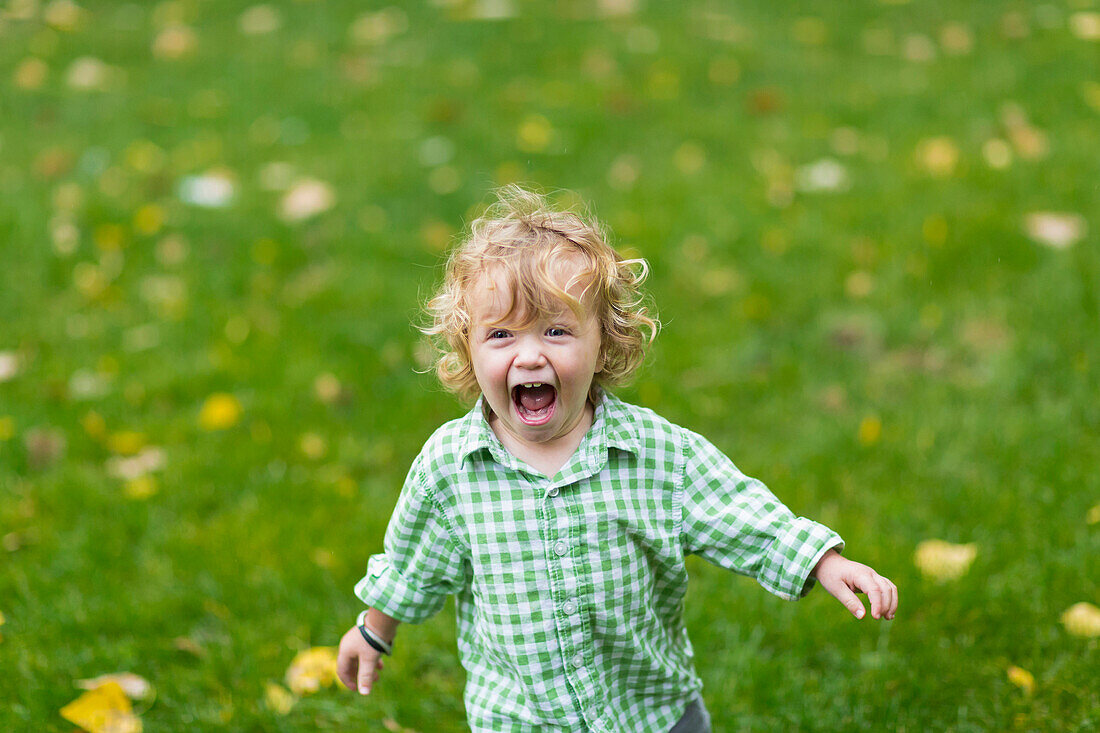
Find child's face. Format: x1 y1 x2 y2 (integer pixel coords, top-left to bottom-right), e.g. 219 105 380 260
467 261 603 453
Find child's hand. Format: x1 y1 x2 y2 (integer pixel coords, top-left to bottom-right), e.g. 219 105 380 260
811 549 898 620
336 625 385 696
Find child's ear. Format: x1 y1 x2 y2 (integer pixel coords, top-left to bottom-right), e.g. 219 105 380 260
595 348 606 373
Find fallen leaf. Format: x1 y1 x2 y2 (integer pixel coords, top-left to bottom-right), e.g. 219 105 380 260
198 393 242 431
239 5 281 35
285 647 339 696
172 636 207 658
1061 602 1100 637
516 115 553 153
60 681 142 733
914 539 977 581
981 138 1012 169
1023 212 1086 249
76 674 154 702
0 352 19 382
14 57 49 89
939 23 973 55
674 142 706 175
1006 665 1034 694
264 682 296 714
857 415 882 446
124 475 158 500
1083 82 1100 113
915 136 958 177
279 178 335 222
44 0 86 31
66 57 115 92
796 158 850 193
106 431 146 456
299 433 327 460
607 154 640 190
178 171 236 208
845 271 874 298
25 427 67 470
349 8 409 45
106 449 165 481
152 26 197 59
314 373 342 404
1070 12 1100 41
469 0 518 21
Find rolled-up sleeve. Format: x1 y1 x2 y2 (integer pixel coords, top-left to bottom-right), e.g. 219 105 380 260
355 466 469 623
680 430 843 601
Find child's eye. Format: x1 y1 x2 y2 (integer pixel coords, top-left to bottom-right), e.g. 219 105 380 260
488 329 511 340
546 327 569 337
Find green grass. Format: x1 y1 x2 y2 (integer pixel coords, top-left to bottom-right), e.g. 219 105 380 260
2 1 1099 730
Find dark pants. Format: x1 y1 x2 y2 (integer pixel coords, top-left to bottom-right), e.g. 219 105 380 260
669 696 711 733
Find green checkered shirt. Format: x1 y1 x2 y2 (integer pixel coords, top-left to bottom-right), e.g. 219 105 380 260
355 393 842 732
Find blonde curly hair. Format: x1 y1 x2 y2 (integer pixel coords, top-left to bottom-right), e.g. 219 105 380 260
422 185 659 404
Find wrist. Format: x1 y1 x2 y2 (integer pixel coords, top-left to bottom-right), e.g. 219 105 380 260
811 547 842 578
356 608 399 644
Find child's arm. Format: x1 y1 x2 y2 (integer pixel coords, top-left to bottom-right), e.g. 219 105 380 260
336 608 401 696
811 549 898 620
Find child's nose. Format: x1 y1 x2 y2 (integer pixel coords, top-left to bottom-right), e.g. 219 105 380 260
514 337 547 368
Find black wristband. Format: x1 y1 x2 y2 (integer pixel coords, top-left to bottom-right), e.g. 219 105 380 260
358 624 390 655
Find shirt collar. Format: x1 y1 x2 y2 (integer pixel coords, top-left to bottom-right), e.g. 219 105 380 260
458 391 641 467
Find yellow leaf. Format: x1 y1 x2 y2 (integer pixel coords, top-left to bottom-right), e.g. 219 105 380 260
516 115 553 153
285 647 338 696
13 57 48 90
60 681 142 733
106 431 146 456
1087 504 1100 525
133 204 165 236
914 539 977 581
198 393 242 431
299 432 327 460
1006 665 1034 694
857 416 882 446
915 136 958 177
263 682 296 715
82 411 107 439
314 373 341 404
124 475 158 500
1061 602 1100 638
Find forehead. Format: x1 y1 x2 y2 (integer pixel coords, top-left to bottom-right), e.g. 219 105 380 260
467 257 594 323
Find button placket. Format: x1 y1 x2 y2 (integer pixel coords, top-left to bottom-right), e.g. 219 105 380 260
549 484 594 715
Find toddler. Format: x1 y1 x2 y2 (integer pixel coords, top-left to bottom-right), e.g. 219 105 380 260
336 186 897 732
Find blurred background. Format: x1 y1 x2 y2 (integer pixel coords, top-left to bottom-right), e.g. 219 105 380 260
1 0 1098 730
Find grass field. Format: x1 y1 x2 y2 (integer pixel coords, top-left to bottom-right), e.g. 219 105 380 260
2 1 1099 730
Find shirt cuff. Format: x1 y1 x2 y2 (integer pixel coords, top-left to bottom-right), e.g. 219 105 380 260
757 518 844 601
354 554 448 624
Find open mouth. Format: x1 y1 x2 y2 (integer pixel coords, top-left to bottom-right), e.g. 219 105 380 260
512 382 556 425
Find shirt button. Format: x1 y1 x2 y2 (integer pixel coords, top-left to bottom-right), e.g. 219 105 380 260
553 540 568 556
562 600 577 615
547 487 559 498
571 654 584 668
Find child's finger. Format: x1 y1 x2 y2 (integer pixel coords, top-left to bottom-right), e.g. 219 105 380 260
825 577 866 619
357 653 376 695
886 579 898 619
863 574 896 619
